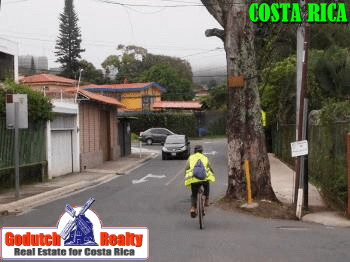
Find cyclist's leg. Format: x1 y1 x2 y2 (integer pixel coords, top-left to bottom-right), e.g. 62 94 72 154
190 183 200 217
202 181 210 206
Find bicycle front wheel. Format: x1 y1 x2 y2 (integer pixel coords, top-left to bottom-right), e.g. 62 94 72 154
198 190 204 229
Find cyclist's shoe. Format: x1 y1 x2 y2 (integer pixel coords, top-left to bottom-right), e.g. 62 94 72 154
204 198 210 207
190 207 197 218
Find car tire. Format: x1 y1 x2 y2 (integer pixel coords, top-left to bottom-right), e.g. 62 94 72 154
184 150 189 159
162 153 167 160
146 138 153 145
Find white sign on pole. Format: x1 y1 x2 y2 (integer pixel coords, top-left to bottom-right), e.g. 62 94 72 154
6 94 28 129
291 140 308 157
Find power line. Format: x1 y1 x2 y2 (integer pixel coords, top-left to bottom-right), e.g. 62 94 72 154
3 0 29 4
1 32 223 53
91 0 246 8
181 47 224 58
91 0 202 8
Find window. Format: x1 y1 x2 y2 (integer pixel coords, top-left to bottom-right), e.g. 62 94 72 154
142 95 156 111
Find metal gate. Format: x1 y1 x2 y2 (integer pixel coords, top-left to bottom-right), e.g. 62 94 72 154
51 130 73 176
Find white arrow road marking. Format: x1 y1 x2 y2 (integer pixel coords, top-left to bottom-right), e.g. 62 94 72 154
204 151 218 156
132 174 166 184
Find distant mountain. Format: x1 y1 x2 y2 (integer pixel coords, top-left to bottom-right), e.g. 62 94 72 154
192 67 227 85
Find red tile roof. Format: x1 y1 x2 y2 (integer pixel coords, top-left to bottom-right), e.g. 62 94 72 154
79 89 126 108
152 101 202 110
20 74 77 85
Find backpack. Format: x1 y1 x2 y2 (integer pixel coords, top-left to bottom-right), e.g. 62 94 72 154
192 159 207 180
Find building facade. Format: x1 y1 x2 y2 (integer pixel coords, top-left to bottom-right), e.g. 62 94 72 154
83 82 166 111
0 37 18 82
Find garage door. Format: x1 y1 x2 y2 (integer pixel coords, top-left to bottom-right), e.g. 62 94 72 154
51 130 73 177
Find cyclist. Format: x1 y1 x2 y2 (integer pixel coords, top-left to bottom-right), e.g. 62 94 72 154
184 144 215 218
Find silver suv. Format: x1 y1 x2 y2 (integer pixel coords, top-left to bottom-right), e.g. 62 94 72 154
139 128 175 145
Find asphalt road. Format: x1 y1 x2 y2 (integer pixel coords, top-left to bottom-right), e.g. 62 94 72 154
2 139 350 261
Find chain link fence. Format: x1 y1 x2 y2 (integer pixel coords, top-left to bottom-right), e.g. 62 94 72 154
272 118 350 210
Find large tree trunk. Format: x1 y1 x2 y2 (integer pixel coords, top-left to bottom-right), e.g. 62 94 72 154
201 0 276 200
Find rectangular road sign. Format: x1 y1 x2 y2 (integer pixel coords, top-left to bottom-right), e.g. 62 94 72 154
6 94 28 129
291 140 308 157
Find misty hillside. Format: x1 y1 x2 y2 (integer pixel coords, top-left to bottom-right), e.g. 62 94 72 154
192 67 226 86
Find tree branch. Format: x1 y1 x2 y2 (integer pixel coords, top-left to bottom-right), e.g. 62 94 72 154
205 28 225 42
201 0 224 27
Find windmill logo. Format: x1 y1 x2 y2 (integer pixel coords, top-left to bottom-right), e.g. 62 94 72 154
60 198 98 246
1 198 150 260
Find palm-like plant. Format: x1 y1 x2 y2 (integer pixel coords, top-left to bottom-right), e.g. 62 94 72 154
314 47 350 100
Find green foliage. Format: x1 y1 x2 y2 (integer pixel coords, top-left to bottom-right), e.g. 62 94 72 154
260 47 350 126
55 0 85 77
273 120 350 212
79 60 110 85
312 46 350 101
0 79 53 123
131 132 139 142
260 55 297 125
143 53 193 82
101 45 195 100
200 83 227 110
139 64 194 101
320 101 350 125
130 112 196 137
208 116 226 135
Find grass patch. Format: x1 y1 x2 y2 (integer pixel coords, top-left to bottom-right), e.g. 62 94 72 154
131 133 139 143
189 134 227 140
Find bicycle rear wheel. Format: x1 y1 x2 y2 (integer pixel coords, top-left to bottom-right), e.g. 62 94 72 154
197 189 204 229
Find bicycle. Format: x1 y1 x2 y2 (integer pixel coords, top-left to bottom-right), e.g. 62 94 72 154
197 185 206 230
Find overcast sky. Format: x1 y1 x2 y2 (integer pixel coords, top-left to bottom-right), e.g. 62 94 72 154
0 0 227 74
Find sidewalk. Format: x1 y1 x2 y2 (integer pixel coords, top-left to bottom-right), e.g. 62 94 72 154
269 153 350 227
1 149 349 227
0 147 158 215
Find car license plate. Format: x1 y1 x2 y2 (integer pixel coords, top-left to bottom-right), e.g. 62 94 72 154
171 153 176 156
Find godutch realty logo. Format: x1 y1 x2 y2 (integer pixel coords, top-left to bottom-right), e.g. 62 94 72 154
1 198 149 260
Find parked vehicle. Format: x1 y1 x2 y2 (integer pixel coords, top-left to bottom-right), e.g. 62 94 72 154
161 134 190 160
139 128 175 145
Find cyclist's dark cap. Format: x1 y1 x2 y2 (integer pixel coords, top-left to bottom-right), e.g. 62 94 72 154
194 145 203 153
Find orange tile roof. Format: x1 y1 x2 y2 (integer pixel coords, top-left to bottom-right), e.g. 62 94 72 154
79 89 126 108
20 74 77 85
152 101 202 110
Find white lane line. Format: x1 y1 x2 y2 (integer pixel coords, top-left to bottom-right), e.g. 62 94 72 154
165 168 185 186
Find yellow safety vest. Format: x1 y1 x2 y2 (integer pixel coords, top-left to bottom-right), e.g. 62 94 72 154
184 153 215 187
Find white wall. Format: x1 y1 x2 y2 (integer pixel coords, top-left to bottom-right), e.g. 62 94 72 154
46 102 80 179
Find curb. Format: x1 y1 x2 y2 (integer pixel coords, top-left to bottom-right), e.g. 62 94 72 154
301 212 350 228
0 174 116 215
0 153 157 216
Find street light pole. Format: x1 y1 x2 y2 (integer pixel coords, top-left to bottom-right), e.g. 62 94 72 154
295 0 310 218
75 69 84 103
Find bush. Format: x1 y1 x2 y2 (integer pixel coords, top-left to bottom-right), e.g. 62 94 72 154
0 79 53 123
130 112 196 137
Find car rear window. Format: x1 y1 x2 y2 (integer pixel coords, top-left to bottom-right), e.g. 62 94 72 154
166 135 185 143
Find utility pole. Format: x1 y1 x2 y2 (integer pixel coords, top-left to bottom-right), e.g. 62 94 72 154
294 0 310 216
